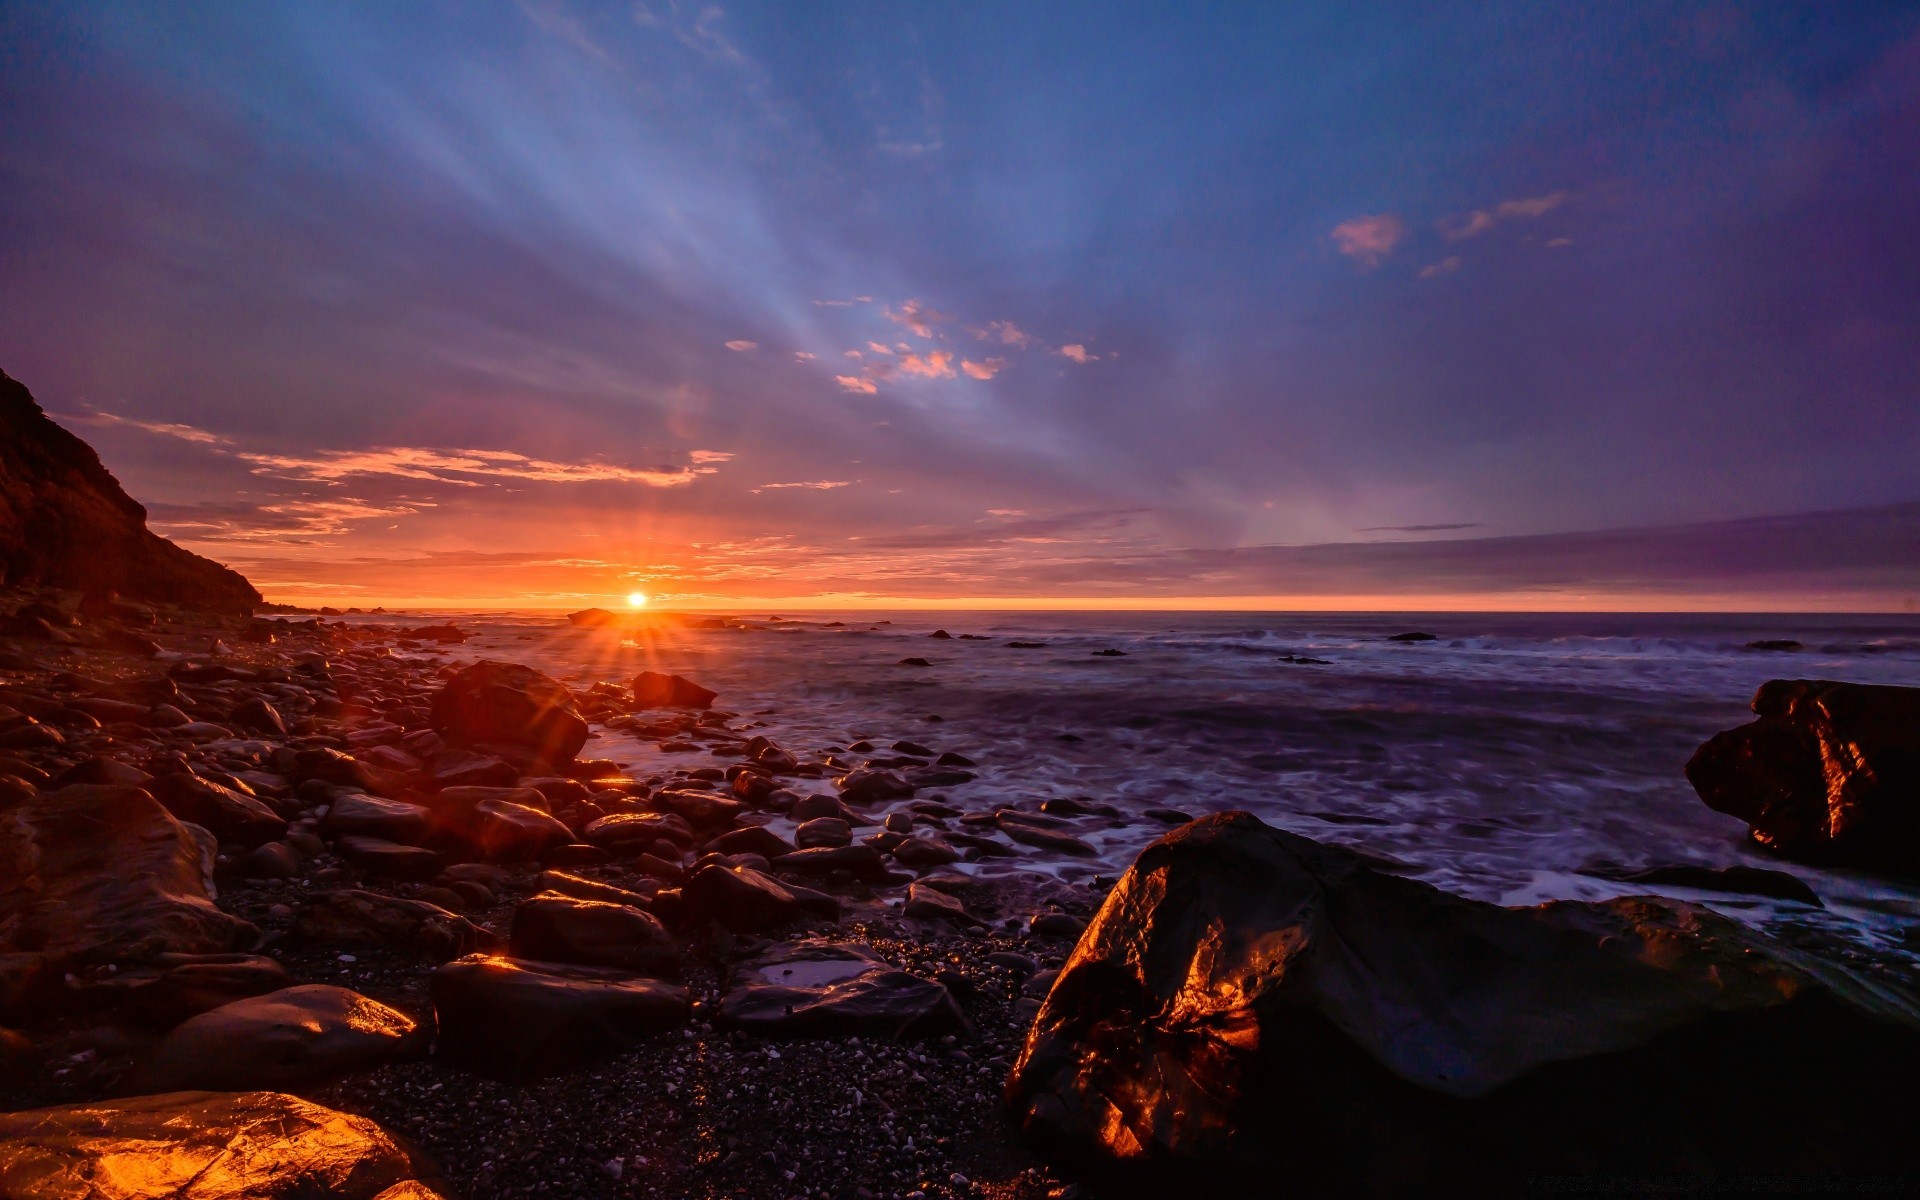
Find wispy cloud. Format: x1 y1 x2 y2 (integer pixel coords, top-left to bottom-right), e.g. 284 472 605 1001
752 479 853 493
961 357 1006 380
689 449 734 464
151 497 423 542
1331 213 1406 266
834 375 878 394
899 350 955 378
886 299 950 339
1419 256 1463 279
240 446 722 487
975 320 1033 347
1058 344 1098 364
724 339 758 351
1359 522 1481 533
866 341 894 355
811 296 873 307
793 350 816 361
1441 191 1574 240
60 409 231 445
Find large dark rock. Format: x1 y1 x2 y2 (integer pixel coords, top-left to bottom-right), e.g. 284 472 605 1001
0 369 259 611
681 863 801 933
431 954 688 1081
1687 679 1920 869
630 671 716 710
0 785 258 1019
322 793 434 844
122 984 426 1093
717 942 965 1039
0 1089 447 1198
1007 812 1920 1194
75 953 289 1028
150 773 287 847
430 660 589 765
293 889 496 961
507 892 680 976
432 786 573 861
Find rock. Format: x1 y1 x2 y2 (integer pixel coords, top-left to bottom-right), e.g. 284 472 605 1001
583 811 695 853
231 841 302 879
928 630 952 639
508 893 680 976
434 786 574 861
1686 680 1920 869
709 825 795 859
322 793 433 844
431 954 688 1081
431 660 589 764
0 368 261 611
76 952 289 1028
0 785 257 1019
335 836 446 880
568 608 621 627
771 844 892 882
795 816 853 848
898 657 931 667
997 812 1098 857
536 870 657 909
893 835 961 868
790 793 860 824
718 942 966 1039
0 1090 446 1198
630 671 717 710
1007 812 1920 1193
151 773 288 847
1387 631 1438 642
1747 639 1803 651
427 748 519 789
682 864 801 933
836 768 915 804
123 984 427 1093
228 697 287 736
903 882 979 926
294 889 496 960
50 756 152 789
1027 912 1087 939
654 787 744 829
1585 863 1823 906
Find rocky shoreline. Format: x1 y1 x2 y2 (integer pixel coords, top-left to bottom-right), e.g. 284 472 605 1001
5 591 1920 1198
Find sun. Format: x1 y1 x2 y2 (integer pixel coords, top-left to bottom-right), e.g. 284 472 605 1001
625 591 649 609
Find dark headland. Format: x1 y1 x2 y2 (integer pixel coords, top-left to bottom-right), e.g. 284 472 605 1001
4 368 1920 1197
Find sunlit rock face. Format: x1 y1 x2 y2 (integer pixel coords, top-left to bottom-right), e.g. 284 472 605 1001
1688 680 1920 869
0 369 259 612
0 785 258 1021
1007 812 1920 1194
0 1090 446 1198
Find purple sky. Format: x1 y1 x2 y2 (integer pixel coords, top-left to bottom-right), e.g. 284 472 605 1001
2 2 1916 608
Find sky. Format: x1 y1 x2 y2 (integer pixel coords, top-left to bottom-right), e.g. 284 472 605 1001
2 1 1917 610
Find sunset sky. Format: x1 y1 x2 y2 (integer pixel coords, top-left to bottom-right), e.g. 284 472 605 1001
2 2 1917 610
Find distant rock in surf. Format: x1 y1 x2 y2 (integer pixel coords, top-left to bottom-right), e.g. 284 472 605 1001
1746 638 1803 651
1387 630 1437 642
0 368 259 611
630 670 717 710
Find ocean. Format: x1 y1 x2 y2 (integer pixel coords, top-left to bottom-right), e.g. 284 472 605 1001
373 609 1920 970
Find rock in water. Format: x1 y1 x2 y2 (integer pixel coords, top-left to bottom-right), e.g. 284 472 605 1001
1686 679 1920 869
508 893 681 976
430 660 589 765
431 954 688 1081
123 984 427 1093
1007 812 1920 1193
0 1090 446 1198
0 369 260 610
718 942 965 1039
629 670 717 710
0 785 258 1020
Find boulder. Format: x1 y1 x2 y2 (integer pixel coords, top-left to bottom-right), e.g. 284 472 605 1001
997 812 1097 857
1686 679 1920 869
892 835 961 868
508 893 680 976
433 787 573 861
835 768 914 804
1007 812 1920 1194
0 368 260 611
430 660 589 764
322 793 434 844
227 697 287 736
795 816 852 848
0 1090 445 1198
334 836 446 881
630 671 717 710
431 954 688 1081
654 787 744 829
0 785 257 1019
75 953 289 1028
718 942 965 1040
535 870 657 909
583 811 694 853
682 864 801 933
122 985 426 1093
770 844 891 882
708 825 795 859
427 749 518 789
151 773 288 847
293 889 496 960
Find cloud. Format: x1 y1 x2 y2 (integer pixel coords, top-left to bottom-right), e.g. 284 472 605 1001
866 341 894 355
976 320 1033 347
1058 344 1097 364
961 357 1007 380
843 349 863 358
1359 522 1482 533
811 296 873 307
898 350 956 378
150 497 422 542
1441 191 1574 240
834 375 878 394
724 339 758 351
688 449 733 464
1331 214 1406 266
886 299 951 339
793 350 815 361
239 446 722 487
59 409 231 445
752 479 853 493
1419 256 1463 279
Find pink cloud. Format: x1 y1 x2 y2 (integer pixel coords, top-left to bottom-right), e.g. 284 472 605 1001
724 339 758 352
961 357 1007 380
1331 214 1406 266
899 350 956 378
867 341 895 355
978 320 1033 347
834 375 879 394
1058 344 1097 364
793 351 816 361
1419 256 1463 279
886 299 951 339
1441 191 1574 240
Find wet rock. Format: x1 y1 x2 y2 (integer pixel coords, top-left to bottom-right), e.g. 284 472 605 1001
536 870 657 909
719 942 966 1039
50 756 153 789
709 824 795 859
898 657 932 667
997 812 1098 857
231 840 303 879
682 863 801 933
228 697 287 736
508 893 680 976
1747 639 1803 652
796 816 853 848
427 748 519 789
0 785 257 1019
431 660 589 765
434 786 574 862
0 1090 445 1198
1008 812 1920 1193
903 882 980 927
836 767 915 804
568 607 621 627
322 793 433 844
78 952 290 1028
431 954 689 1081
630 670 718 710
335 836 447 880
583 811 695 854
790 793 860 824
123 984 427 1093
1027 912 1087 939
1387 631 1438 642
294 889 496 960
771 844 891 882
655 787 745 829
1585 862 1823 906
1686 680 1920 869
151 773 288 847
892 835 961 868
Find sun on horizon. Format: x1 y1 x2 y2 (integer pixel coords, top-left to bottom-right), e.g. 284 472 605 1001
625 591 649 609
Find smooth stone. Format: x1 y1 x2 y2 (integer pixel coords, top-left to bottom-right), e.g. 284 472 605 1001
293 889 496 961
123 984 426 1092
681 864 801 933
335 836 446 881
630 671 717 710
431 660 588 765
507 893 680 977
321 793 433 844
431 954 689 1082
835 768 915 804
770 844 891 882
795 816 853 849
717 942 966 1040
